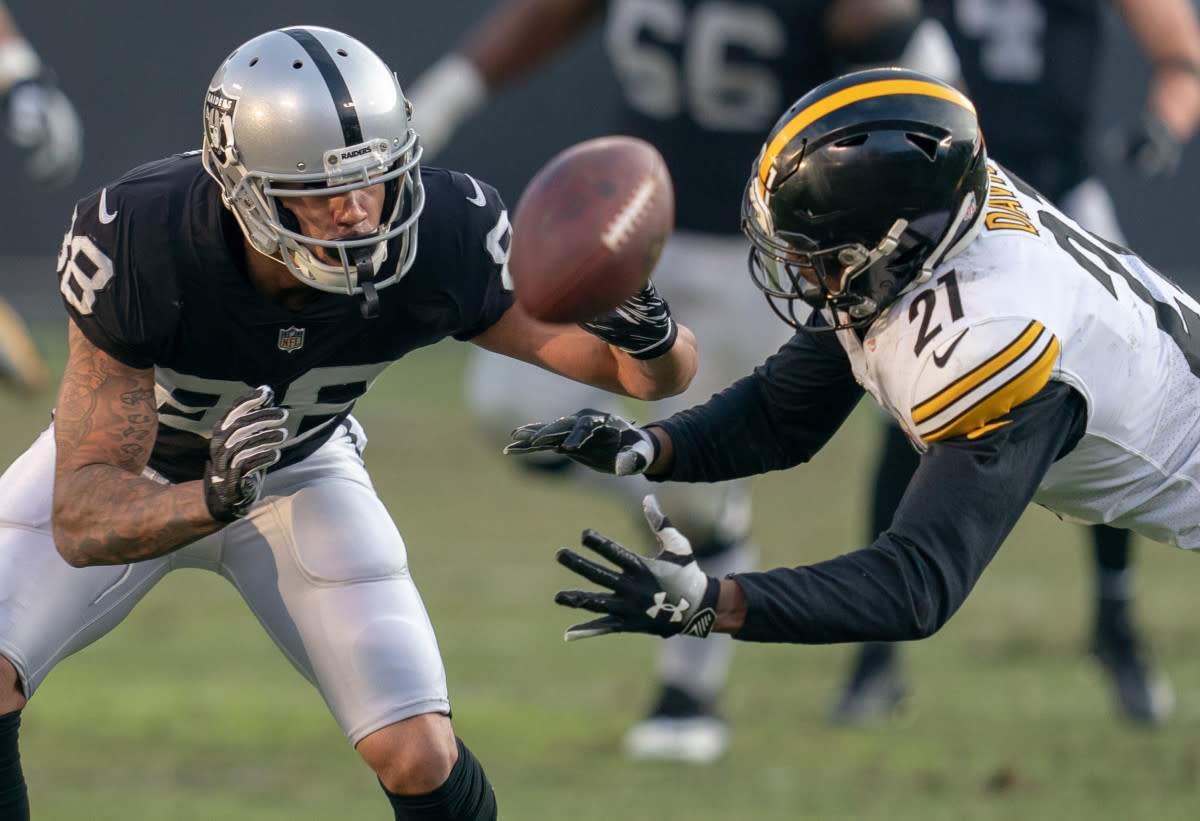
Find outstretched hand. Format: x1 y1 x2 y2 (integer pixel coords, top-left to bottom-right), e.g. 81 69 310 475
1108 114 1183 179
5 72 83 188
554 495 720 640
504 408 657 475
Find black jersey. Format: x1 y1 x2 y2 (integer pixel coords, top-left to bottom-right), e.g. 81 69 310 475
57 153 514 482
603 0 883 234
929 0 1103 200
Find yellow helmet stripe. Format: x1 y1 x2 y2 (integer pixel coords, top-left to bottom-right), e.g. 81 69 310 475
757 79 976 191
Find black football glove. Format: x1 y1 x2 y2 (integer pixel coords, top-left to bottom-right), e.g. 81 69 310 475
555 495 720 640
203 386 289 522
1112 114 1183 180
504 408 657 475
579 282 677 360
4 71 82 189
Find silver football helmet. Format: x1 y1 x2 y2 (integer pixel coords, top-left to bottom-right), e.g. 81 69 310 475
202 26 424 298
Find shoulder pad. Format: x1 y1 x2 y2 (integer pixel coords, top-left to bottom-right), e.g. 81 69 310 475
907 317 1059 443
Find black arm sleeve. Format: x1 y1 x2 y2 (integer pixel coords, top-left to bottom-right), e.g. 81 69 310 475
655 321 865 484
731 380 1088 644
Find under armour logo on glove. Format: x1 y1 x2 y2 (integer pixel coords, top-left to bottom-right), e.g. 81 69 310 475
645 591 687 622
554 495 720 640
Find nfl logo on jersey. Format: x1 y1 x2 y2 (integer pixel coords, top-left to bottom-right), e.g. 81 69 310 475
278 326 305 353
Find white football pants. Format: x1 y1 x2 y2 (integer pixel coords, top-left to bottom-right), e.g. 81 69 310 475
0 419 449 746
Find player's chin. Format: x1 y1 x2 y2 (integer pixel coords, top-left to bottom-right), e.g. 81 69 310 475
306 232 382 266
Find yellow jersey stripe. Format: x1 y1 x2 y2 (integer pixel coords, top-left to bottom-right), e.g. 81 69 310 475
966 420 1012 439
758 79 976 188
912 321 1044 424
923 336 1059 442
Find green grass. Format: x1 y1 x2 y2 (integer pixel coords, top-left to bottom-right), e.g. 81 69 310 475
5 323 1200 820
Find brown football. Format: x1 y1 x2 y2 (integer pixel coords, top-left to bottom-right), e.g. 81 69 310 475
508 135 674 323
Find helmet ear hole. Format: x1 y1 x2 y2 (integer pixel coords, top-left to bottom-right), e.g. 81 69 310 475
906 133 940 160
833 134 868 148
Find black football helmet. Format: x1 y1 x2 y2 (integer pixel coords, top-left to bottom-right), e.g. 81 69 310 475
741 67 989 331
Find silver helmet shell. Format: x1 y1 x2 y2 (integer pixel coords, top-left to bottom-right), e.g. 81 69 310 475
202 26 424 295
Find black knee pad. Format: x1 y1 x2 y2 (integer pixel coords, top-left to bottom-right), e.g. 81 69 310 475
382 737 497 821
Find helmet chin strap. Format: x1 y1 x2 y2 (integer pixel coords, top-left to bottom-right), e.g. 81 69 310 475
354 247 381 319
828 218 908 321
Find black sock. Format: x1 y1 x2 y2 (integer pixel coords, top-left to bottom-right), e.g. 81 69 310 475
0 711 29 821
1092 525 1133 601
381 737 497 820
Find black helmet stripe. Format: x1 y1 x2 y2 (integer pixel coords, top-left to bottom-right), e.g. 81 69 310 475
283 28 364 146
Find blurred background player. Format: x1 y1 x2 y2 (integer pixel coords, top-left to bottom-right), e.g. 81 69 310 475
0 0 82 396
831 0 1200 727
407 0 959 763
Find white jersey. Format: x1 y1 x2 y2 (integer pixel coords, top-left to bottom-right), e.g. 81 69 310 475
839 163 1200 548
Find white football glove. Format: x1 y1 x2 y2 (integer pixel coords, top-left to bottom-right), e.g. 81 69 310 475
202 386 289 522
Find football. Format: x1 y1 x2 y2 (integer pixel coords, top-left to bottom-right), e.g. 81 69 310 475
507 135 674 323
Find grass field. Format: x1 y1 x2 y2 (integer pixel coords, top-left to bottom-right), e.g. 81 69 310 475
5 322 1200 820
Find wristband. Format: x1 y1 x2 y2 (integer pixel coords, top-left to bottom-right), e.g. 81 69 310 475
1155 57 1200 80
626 317 678 360
643 426 663 465
681 576 722 638
0 40 39 93
406 54 488 157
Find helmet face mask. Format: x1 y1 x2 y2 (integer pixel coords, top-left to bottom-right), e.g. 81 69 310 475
202 26 425 296
741 68 988 332
744 182 909 327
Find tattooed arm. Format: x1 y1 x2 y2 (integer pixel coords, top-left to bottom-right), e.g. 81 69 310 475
51 321 223 567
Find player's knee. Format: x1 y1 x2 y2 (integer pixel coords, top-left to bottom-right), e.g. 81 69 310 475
0 656 27 713
360 712 458 795
378 744 458 797
377 735 498 820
